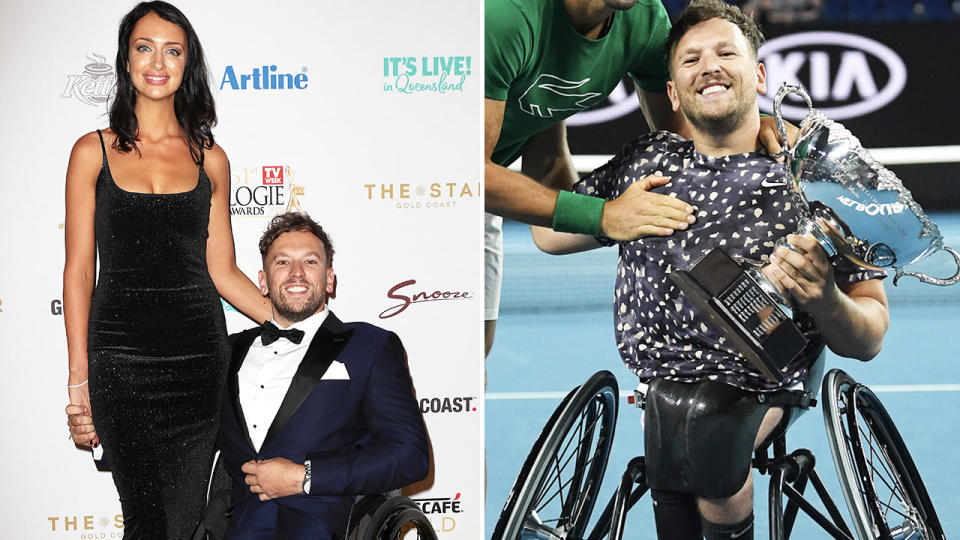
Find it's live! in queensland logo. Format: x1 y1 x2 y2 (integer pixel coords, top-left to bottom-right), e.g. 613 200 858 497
383 56 471 94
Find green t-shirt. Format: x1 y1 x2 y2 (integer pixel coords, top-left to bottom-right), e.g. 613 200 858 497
486 0 671 166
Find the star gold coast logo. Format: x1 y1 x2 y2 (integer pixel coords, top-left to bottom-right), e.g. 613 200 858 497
62 53 116 107
363 182 479 210
46 514 123 533
230 165 305 217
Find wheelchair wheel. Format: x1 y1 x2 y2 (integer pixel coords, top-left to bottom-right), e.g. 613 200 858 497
347 496 437 540
823 369 944 539
376 504 437 540
493 370 618 539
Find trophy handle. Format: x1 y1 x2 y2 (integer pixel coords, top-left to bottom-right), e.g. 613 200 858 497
771 84 813 159
893 247 960 286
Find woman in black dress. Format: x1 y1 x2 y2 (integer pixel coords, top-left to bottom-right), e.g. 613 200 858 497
63 2 270 537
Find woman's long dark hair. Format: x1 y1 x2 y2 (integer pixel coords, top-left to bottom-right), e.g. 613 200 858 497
109 1 216 164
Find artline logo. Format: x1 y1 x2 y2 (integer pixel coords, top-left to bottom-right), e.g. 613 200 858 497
411 493 463 534
220 65 309 91
379 279 473 319
62 53 115 107
47 514 123 532
567 78 640 126
419 396 478 414
229 165 305 217
758 32 907 120
363 182 479 211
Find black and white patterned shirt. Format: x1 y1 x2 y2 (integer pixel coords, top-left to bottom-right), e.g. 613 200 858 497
574 131 886 391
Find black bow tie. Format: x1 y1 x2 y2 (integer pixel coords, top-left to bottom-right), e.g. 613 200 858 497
260 321 305 346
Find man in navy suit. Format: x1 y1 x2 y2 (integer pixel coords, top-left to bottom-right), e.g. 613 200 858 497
218 212 429 539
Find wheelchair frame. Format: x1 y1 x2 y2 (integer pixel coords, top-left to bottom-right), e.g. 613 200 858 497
493 369 944 540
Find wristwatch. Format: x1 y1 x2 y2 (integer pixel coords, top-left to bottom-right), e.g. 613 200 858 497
301 460 312 494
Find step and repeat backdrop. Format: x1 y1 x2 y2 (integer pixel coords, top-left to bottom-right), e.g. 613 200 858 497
0 1 483 537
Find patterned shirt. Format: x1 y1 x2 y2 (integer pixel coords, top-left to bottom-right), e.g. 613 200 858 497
574 131 886 391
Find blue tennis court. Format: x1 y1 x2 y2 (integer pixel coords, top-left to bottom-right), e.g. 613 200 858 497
486 213 960 538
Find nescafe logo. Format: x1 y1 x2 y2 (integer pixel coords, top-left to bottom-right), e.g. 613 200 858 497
758 32 907 120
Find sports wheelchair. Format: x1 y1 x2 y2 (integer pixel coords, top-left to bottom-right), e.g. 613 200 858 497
193 453 437 540
493 363 944 540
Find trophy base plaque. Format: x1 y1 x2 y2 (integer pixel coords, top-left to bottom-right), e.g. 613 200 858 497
670 249 808 382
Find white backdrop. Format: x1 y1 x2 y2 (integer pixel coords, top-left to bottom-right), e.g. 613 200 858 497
0 1 483 537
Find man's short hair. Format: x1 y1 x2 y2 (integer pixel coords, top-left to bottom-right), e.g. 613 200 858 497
259 212 334 266
665 0 765 69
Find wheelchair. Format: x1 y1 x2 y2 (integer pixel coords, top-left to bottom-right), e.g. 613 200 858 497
492 363 944 540
193 454 437 540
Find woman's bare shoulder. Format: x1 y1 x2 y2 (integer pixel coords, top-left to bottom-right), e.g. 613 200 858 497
204 142 230 182
68 130 108 172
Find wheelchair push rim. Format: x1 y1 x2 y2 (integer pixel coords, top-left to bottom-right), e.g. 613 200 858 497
493 370 619 540
823 369 944 540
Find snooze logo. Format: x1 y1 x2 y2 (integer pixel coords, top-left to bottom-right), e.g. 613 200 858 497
379 279 473 319
220 65 309 91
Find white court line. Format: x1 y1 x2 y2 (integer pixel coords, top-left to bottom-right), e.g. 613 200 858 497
486 384 960 400
509 145 960 173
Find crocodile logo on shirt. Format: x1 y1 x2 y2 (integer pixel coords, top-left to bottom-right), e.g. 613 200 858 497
517 74 602 118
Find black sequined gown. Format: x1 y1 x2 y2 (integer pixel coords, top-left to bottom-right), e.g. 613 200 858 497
88 130 228 539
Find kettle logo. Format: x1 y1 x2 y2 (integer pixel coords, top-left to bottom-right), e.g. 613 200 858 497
62 53 116 106
758 32 907 120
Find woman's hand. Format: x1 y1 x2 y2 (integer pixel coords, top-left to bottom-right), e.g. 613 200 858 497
66 382 98 447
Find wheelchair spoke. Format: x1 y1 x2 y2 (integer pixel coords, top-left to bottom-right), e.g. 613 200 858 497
536 451 598 513
858 423 910 512
533 403 604 506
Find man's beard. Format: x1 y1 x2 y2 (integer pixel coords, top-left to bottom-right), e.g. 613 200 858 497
681 87 755 137
272 288 325 323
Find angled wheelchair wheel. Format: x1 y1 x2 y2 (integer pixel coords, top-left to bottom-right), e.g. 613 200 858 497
346 495 437 540
493 370 618 540
823 369 944 540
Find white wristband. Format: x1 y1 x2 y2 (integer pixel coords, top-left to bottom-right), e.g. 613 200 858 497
67 379 88 389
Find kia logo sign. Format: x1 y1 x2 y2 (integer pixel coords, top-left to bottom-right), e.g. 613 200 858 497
758 31 907 120
567 79 641 126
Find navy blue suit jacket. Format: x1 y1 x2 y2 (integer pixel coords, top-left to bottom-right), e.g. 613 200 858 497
218 312 430 539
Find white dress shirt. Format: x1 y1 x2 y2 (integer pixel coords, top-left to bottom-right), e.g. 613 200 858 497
238 309 328 451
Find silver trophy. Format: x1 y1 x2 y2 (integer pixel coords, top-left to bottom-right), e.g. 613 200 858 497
671 83 959 382
770 83 960 287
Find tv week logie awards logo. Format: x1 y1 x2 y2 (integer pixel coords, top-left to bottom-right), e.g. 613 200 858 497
230 164 305 217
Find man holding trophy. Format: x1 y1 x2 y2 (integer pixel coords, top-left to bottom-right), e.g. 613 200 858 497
532 1 891 538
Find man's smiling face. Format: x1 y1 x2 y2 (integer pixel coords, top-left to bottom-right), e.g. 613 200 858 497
667 17 766 135
259 230 335 326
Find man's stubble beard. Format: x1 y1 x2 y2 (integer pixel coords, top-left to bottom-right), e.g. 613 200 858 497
682 93 756 138
272 288 325 323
